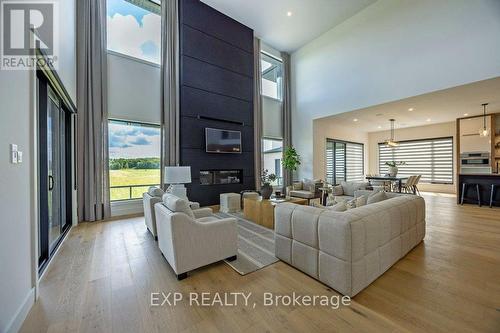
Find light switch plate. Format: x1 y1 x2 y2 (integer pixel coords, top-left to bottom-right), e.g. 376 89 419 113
17 151 23 163
11 151 18 164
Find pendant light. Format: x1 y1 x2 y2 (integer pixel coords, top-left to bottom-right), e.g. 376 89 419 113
479 103 490 137
384 119 399 147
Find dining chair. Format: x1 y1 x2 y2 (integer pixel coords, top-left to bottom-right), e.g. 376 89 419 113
401 176 416 194
413 175 422 195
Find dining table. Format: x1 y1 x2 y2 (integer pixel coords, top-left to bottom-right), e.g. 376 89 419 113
365 175 409 193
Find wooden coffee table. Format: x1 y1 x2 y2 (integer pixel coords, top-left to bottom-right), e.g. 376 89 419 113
243 197 308 229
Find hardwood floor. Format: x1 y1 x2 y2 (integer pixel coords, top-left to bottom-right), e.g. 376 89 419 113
21 193 500 332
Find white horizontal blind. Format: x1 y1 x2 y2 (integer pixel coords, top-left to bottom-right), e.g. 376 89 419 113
378 137 453 184
326 140 364 184
346 143 364 182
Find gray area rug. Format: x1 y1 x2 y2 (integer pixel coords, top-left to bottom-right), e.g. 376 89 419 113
215 212 279 275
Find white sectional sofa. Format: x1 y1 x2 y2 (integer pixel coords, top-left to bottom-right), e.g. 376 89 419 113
274 191 426 297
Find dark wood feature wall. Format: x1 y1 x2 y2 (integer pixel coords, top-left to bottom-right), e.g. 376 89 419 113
179 0 255 206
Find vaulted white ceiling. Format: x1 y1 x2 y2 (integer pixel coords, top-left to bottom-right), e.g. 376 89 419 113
200 0 376 52
317 77 500 133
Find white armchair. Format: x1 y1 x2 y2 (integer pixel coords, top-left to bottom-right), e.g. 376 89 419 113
143 187 202 240
143 187 165 239
154 193 238 280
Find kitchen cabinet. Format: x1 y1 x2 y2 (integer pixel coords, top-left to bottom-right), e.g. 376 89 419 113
459 116 492 153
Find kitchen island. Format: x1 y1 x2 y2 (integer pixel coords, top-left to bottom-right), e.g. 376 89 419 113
458 174 500 207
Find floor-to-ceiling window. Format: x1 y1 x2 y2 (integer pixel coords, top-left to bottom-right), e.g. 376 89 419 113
261 51 284 186
107 0 161 64
262 138 283 186
106 0 162 208
326 139 364 184
108 120 161 201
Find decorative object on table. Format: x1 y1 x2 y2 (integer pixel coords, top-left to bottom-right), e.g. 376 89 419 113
385 161 406 177
384 119 400 147
478 103 490 137
164 166 192 200
260 169 277 199
220 193 242 213
274 190 284 198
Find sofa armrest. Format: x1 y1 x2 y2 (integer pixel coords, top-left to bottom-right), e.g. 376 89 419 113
192 207 213 219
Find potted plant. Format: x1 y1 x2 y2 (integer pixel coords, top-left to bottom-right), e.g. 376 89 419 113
385 161 406 177
282 146 301 180
261 169 277 199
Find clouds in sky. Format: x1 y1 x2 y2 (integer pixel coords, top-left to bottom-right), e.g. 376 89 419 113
107 0 161 64
109 122 160 158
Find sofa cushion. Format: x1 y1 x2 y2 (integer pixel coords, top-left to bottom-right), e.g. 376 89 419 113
148 186 164 197
341 181 369 196
367 191 387 204
292 182 303 190
162 193 195 218
196 216 219 223
289 190 315 199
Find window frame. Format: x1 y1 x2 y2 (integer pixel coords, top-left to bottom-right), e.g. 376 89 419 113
260 51 283 101
377 136 454 185
325 138 365 185
108 118 162 202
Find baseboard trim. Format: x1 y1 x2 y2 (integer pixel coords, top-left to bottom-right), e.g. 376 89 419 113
5 287 35 333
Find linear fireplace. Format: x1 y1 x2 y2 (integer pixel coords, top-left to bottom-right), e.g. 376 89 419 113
200 170 243 186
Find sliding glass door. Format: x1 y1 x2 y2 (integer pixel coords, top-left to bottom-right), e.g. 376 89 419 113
38 81 72 272
326 139 364 185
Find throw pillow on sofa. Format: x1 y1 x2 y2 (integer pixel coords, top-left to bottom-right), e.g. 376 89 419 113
331 185 344 196
356 194 368 207
346 198 357 210
367 191 387 204
292 182 303 190
340 181 368 196
327 202 347 212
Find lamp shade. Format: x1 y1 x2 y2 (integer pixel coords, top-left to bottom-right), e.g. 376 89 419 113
164 166 191 184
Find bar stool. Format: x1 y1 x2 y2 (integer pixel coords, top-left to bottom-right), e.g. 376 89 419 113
460 183 481 207
490 184 499 208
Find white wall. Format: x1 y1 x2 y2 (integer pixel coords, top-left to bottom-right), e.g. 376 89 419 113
107 51 161 124
0 1 77 331
313 118 370 181
368 122 457 193
292 0 500 178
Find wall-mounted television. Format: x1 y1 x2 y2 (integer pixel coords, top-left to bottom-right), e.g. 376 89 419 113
205 128 242 154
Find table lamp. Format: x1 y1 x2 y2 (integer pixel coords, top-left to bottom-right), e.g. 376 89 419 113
164 166 192 200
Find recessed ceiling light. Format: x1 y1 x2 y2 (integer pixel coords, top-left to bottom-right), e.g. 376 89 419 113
464 113 469 116
426 118 431 122
408 108 414 111
378 126 382 129
353 118 358 122
287 11 292 17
